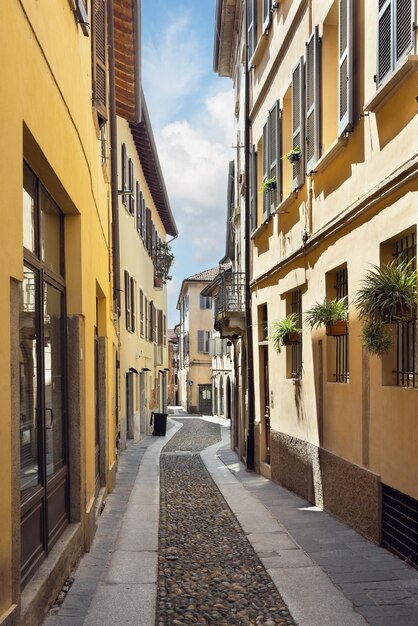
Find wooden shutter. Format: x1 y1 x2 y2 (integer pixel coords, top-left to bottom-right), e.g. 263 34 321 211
144 296 148 340
163 314 167 346
146 208 152 252
338 0 353 136
198 330 204 353
121 143 127 206
395 0 414 63
124 270 131 330
140 289 144 336
142 198 146 242
149 300 153 341
305 26 321 174
262 0 272 33
262 121 270 221
269 100 281 212
139 192 144 238
292 58 305 190
152 303 157 342
128 160 134 215
247 0 257 61
130 277 135 332
92 0 107 124
158 310 163 346
136 182 141 232
250 146 257 232
377 0 392 85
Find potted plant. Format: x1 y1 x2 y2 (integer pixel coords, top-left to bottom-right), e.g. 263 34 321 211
354 259 417 324
269 314 301 353
361 319 392 356
154 240 175 285
305 297 348 336
281 145 301 164
260 176 277 193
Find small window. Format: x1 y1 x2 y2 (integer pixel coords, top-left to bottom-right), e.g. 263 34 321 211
287 288 302 379
326 265 349 383
200 295 212 309
198 330 210 353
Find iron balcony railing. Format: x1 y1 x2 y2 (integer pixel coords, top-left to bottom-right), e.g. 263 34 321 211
217 272 245 320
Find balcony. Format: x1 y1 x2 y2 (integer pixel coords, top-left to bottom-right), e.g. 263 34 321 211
215 272 245 337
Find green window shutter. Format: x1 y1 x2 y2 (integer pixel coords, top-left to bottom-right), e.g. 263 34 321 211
292 58 305 191
128 160 134 215
262 121 270 221
262 0 272 33
247 0 258 61
121 144 127 206
377 0 393 86
338 0 354 136
395 0 414 63
305 26 321 174
269 100 281 212
198 330 204 353
92 0 107 126
250 146 258 232
124 270 131 330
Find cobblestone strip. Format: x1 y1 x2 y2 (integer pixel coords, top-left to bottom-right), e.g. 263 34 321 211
157 420 296 626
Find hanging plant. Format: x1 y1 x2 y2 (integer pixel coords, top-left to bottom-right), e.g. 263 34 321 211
269 314 301 354
361 319 392 356
305 297 348 336
155 241 175 284
281 145 301 164
260 176 277 193
354 259 417 324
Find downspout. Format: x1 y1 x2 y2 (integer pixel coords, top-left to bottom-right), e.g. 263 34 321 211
108 0 121 316
244 0 256 471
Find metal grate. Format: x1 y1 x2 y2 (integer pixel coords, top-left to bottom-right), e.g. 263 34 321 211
393 233 417 388
290 288 302 379
382 484 418 568
334 268 349 383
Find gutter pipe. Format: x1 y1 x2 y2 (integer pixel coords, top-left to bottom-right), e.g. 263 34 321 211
244 0 255 471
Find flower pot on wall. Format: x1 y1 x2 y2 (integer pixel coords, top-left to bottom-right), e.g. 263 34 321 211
283 331 300 346
326 320 348 336
154 275 163 288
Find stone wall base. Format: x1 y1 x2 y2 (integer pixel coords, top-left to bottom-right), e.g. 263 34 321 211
270 430 381 543
0 605 18 626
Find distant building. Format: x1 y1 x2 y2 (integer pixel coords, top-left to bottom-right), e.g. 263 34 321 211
177 268 220 413
168 326 180 406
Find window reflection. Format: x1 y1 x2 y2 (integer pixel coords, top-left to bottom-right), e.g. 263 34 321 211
40 189 61 274
19 268 39 494
23 166 36 253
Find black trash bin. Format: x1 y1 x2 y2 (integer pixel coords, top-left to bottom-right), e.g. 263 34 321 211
151 412 167 436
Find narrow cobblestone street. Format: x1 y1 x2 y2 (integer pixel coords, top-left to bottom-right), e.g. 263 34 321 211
43 417 418 626
157 419 295 626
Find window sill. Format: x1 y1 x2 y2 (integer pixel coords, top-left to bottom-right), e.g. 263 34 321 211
251 221 269 240
249 33 269 68
312 136 348 174
364 55 418 113
274 191 298 214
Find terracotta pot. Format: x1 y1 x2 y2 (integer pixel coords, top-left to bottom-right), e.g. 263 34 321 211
326 320 348 336
282 331 300 346
154 275 163 288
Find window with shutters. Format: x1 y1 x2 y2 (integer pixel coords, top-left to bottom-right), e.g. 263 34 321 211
261 102 281 221
163 314 167 346
326 265 349 383
121 144 127 207
250 146 258 232
377 0 415 87
124 270 131 331
158 310 164 346
130 277 136 332
280 86 293 199
152 303 157 343
128 159 134 215
139 289 144 336
247 0 257 61
73 0 89 36
200 295 212 309
148 300 153 342
305 26 321 174
198 330 211 354
338 0 353 136
262 0 273 34
136 182 141 233
92 0 107 128
291 59 305 191
144 296 148 340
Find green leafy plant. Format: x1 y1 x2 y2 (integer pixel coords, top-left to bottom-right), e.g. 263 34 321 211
155 241 175 283
305 297 348 330
260 176 277 193
281 145 301 164
354 259 417 323
269 314 301 354
361 319 392 356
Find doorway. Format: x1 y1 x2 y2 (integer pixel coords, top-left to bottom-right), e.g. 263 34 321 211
198 384 212 414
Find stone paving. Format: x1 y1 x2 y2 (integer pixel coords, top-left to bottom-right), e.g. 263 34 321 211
157 419 296 626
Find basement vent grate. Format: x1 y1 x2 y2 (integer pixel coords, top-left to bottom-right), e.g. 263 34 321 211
382 484 418 568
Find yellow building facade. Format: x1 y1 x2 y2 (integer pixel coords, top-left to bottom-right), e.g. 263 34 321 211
0 0 152 623
215 0 418 562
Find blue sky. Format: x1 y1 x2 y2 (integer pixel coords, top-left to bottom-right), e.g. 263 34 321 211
141 0 234 327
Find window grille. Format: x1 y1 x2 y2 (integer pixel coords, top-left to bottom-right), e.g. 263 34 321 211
393 233 417 388
334 267 349 383
382 484 418 568
290 288 302 378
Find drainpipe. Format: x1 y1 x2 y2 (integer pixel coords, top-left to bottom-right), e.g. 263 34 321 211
244 0 256 471
108 0 121 316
